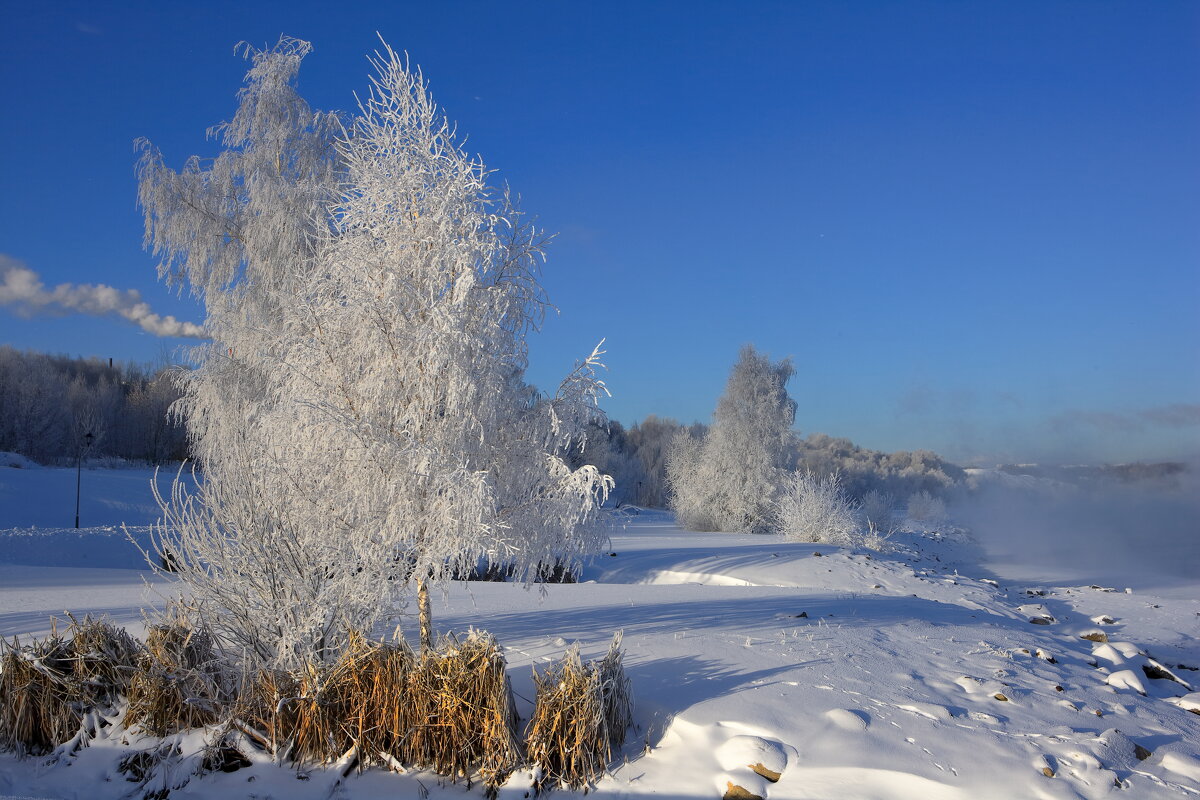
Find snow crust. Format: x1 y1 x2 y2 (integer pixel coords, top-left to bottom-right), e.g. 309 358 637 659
1 470 1198 798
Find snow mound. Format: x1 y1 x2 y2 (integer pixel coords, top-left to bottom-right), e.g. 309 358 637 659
0 451 39 469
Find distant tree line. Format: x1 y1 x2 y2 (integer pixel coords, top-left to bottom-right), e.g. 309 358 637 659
0 346 187 465
567 370 963 514
658 346 966 543
790 433 964 500
566 416 704 509
998 461 1186 486
1 342 965 514
574 421 966 513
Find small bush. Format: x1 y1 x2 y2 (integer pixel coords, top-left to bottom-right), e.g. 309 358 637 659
906 490 946 522
774 471 861 546
526 632 632 791
861 521 895 553
859 489 895 533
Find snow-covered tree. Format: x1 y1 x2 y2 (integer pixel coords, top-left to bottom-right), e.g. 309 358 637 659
263 44 611 650
137 37 345 666
138 38 610 667
664 426 707 525
668 345 795 532
625 416 691 508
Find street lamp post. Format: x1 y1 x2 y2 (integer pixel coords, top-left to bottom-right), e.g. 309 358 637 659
75 431 94 529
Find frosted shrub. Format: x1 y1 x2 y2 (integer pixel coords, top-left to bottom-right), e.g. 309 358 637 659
861 521 894 553
859 489 895 533
664 430 714 530
907 490 946 523
774 471 861 546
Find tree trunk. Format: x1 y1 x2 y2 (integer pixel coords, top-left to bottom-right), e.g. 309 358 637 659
417 578 433 651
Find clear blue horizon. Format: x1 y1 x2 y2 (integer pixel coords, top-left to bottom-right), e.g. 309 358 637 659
2 1 1197 466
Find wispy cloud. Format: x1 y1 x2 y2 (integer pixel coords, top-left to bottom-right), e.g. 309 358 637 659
0 255 206 339
1050 404 1200 434
1140 403 1200 427
1052 409 1143 433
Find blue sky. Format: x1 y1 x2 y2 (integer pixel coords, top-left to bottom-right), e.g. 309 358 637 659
1 1 1197 465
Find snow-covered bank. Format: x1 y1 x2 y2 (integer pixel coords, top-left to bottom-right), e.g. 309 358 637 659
1 473 1198 798
0 464 193 530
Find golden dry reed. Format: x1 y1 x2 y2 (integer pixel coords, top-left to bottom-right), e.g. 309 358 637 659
125 618 228 737
66 614 143 705
0 616 146 754
1 617 630 794
526 632 632 791
0 631 79 755
401 630 522 789
240 630 520 790
240 632 416 765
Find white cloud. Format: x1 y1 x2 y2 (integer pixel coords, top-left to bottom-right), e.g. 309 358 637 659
0 254 206 339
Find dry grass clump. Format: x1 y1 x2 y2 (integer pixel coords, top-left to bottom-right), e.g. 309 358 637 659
1 614 635 794
526 632 632 791
0 616 146 755
342 634 416 760
402 631 521 789
0 633 80 755
66 614 143 706
126 620 227 737
252 667 345 764
241 633 415 765
241 630 518 789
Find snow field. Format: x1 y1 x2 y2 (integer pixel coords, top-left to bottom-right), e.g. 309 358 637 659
1 476 1198 798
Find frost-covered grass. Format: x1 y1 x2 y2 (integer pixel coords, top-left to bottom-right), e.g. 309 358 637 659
1 467 1199 799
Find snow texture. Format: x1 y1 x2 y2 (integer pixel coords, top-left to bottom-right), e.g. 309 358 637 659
2 467 1198 799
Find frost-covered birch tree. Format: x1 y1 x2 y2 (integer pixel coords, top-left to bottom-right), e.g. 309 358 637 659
667 345 795 532
138 38 610 667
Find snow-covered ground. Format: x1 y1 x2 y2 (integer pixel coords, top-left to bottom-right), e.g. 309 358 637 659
1 467 1198 799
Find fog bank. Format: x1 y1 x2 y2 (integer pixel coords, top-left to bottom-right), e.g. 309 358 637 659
955 468 1200 596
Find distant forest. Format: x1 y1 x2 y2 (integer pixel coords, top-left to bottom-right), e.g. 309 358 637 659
569 421 966 509
2 347 967 508
0 346 186 465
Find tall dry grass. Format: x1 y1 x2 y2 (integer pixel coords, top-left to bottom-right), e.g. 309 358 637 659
240 630 520 790
240 632 416 765
1 615 632 794
1 616 145 754
67 614 143 706
125 618 229 737
0 632 79 754
526 632 632 791
400 631 521 790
